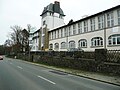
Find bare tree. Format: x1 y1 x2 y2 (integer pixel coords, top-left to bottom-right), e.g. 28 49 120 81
10 25 22 44
26 24 36 52
21 29 29 53
9 24 36 54
27 24 36 33
10 25 23 54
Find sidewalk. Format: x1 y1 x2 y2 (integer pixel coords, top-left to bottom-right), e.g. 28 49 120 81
24 61 120 86
62 68 120 86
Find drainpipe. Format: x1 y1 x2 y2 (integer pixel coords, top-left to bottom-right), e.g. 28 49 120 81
66 28 69 51
104 13 107 49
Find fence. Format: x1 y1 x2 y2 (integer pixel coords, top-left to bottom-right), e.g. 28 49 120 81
107 50 120 63
15 49 120 75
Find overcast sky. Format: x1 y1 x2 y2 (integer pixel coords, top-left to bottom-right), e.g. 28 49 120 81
0 0 120 45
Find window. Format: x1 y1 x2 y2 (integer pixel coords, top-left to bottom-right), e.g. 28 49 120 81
69 41 75 48
29 40 32 44
43 20 46 25
61 42 66 49
52 32 53 39
49 44 53 49
60 29 62 38
73 24 76 35
36 38 37 43
78 39 87 48
98 15 104 29
64 28 67 37
49 33 51 40
78 22 82 34
68 26 71 36
53 31 55 39
90 18 95 31
42 36 44 44
84 21 88 33
108 34 120 45
50 12 52 16
54 43 59 50
107 12 114 27
61 29 64 37
55 31 56 39
58 30 59 38
91 37 103 47
117 9 120 25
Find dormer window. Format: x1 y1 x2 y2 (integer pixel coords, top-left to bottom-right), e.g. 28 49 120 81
50 12 53 16
43 20 46 25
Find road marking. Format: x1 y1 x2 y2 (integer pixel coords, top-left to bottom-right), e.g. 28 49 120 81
37 75 56 85
17 66 23 69
68 74 73 76
10 62 13 64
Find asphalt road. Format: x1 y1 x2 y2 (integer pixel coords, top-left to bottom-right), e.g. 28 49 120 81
0 57 120 90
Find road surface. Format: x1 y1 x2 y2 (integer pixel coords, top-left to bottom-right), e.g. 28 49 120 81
0 57 120 90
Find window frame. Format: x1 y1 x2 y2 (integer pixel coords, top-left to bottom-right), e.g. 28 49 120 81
78 22 82 34
117 9 120 25
84 20 88 33
91 37 103 47
73 24 76 35
98 15 104 29
49 43 53 49
108 34 120 46
78 39 87 48
107 12 114 27
69 41 75 49
61 42 66 49
90 18 95 31
54 43 59 50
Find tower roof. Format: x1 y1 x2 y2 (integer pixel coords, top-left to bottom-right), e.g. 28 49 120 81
40 1 65 16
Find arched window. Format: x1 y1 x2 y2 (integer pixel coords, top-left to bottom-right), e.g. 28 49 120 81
91 37 103 47
69 41 75 48
78 39 87 48
54 43 59 50
49 44 53 50
61 42 66 49
108 34 120 45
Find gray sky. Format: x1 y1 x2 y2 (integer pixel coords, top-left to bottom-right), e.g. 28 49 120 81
0 0 120 45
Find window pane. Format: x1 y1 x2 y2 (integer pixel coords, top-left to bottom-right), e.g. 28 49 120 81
69 41 75 48
109 39 111 45
117 37 120 44
97 40 100 45
61 42 66 49
83 42 85 46
50 44 53 49
118 18 120 25
113 38 116 44
78 39 87 47
91 37 103 46
101 41 103 45
55 43 59 49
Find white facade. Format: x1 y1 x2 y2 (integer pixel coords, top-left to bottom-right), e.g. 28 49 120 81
49 6 120 51
31 30 40 51
40 1 65 49
41 12 65 31
29 33 33 50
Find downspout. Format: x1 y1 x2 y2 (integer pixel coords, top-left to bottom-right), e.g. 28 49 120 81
104 13 107 49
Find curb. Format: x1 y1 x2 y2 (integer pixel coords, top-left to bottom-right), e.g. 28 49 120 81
69 72 120 87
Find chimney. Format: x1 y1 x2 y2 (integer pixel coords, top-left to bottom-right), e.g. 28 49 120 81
53 1 60 13
54 1 60 5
